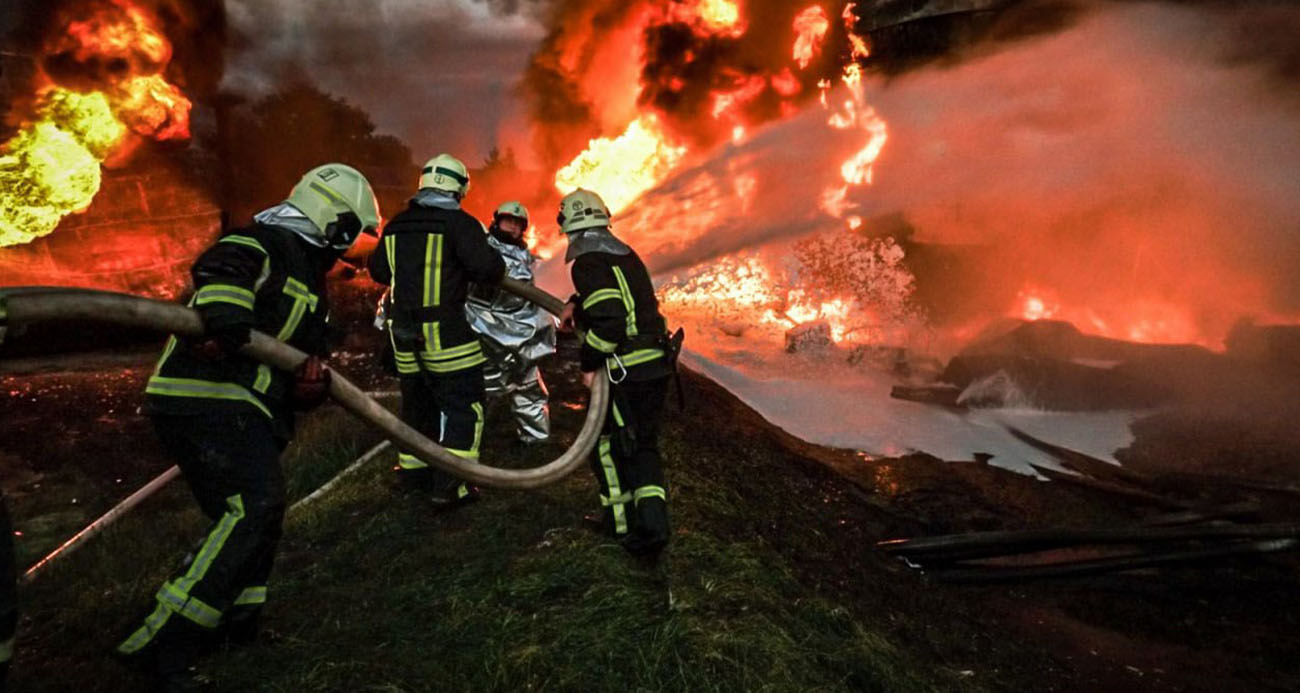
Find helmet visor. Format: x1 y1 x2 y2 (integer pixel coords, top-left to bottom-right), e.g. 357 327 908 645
328 212 366 250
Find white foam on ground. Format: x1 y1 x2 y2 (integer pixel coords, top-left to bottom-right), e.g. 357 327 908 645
537 260 1139 478
681 347 1139 477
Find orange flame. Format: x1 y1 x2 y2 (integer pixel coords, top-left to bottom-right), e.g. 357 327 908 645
63 3 170 65
711 73 768 120
771 68 802 97
818 32 887 217
1016 288 1204 344
114 74 192 141
793 6 830 70
843 3 871 60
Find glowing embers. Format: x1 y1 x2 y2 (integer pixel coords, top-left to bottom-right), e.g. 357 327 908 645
661 231 919 346
554 115 687 215
0 90 125 247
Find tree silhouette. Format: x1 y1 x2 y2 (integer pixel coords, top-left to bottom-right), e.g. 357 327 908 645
211 81 414 224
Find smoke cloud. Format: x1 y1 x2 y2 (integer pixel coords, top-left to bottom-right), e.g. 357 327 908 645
221 0 544 164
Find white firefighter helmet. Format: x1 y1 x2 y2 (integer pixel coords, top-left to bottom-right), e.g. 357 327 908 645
557 188 611 234
419 153 471 198
285 163 381 250
493 200 530 228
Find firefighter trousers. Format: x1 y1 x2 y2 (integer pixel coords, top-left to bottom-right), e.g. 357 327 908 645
118 413 286 659
590 376 671 556
397 364 486 493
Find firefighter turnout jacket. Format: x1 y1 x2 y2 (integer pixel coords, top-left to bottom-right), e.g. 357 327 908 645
571 248 672 382
370 197 506 376
145 223 333 437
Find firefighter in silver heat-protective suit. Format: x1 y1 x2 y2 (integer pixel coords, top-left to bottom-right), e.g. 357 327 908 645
465 201 556 444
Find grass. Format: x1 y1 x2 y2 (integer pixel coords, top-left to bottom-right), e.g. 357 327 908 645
11 345 1300 691
9 360 968 692
211 458 938 692
12 403 385 691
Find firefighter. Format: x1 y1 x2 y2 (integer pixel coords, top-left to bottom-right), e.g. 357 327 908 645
116 163 381 690
556 189 676 558
369 154 506 505
1 492 15 687
465 201 556 445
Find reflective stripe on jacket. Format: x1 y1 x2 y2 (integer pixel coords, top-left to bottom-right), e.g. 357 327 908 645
145 224 331 435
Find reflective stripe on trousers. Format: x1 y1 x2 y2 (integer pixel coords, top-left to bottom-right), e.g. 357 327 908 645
597 435 628 535
398 400 483 466
118 495 246 653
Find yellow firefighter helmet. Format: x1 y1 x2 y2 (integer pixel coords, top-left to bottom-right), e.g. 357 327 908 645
557 188 611 234
285 163 381 249
419 153 471 198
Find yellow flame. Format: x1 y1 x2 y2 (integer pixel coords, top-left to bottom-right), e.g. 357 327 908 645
698 0 743 33
0 90 126 247
668 0 745 36
555 115 687 214
2 2 194 248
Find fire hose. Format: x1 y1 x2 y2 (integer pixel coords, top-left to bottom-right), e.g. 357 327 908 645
1 281 608 578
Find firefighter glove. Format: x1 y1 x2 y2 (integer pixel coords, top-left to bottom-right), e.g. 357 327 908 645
291 355 332 410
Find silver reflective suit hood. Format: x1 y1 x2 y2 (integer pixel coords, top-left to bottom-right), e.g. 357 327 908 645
466 235 557 442
564 227 632 263
253 203 325 246
411 188 462 210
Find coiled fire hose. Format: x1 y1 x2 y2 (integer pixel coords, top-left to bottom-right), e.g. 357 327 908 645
1 281 607 579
